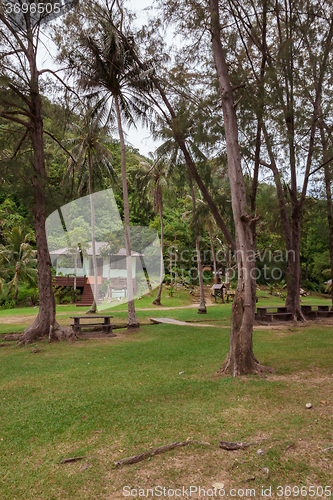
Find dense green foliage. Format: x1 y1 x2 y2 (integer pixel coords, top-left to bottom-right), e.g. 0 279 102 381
0 91 331 303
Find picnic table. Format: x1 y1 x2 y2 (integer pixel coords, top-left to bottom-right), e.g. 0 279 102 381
70 315 115 335
226 290 235 303
255 306 293 322
256 304 333 322
301 304 333 318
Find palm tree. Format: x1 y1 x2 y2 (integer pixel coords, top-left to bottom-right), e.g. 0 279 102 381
136 157 173 305
62 6 151 326
0 228 37 300
151 114 208 311
66 103 117 313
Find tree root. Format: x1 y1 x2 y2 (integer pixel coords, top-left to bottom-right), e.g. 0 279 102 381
86 299 97 314
16 322 77 345
49 324 77 343
218 355 275 377
127 321 140 329
4 333 23 341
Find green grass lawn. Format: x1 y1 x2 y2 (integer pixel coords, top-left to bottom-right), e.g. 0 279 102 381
0 299 332 498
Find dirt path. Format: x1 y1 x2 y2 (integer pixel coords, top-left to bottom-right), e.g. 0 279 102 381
0 304 221 325
0 289 220 325
115 303 219 312
0 315 38 325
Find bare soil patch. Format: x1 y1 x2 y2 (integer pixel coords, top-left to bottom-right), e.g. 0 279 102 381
0 315 37 324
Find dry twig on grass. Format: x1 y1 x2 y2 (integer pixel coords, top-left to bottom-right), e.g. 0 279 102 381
219 441 251 450
114 440 192 467
60 456 86 464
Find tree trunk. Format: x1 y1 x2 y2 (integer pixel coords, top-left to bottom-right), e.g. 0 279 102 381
210 0 271 375
284 212 303 320
208 220 218 285
262 124 303 320
153 185 164 305
225 246 232 285
188 171 206 314
115 95 139 328
86 149 97 314
324 158 333 309
74 251 77 290
196 236 206 314
19 40 57 344
13 275 19 300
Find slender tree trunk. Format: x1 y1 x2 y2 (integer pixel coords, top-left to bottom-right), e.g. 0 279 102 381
74 251 77 290
19 40 57 344
225 246 232 285
208 220 218 284
262 124 303 320
114 95 139 327
284 211 302 318
324 166 333 308
210 0 270 375
86 149 97 314
196 236 206 313
188 172 206 314
322 143 333 308
319 117 333 309
250 1 267 245
153 185 164 305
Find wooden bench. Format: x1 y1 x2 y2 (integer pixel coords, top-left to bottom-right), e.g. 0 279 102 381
256 306 293 322
301 305 333 319
256 304 333 321
226 290 235 303
70 315 116 336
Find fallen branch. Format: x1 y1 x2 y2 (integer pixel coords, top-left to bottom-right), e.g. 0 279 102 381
114 440 191 467
219 441 251 450
60 456 86 464
321 446 333 452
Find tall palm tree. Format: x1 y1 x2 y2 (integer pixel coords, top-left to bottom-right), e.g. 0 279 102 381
66 104 117 313
136 157 173 305
0 228 37 300
151 115 208 311
62 5 151 326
